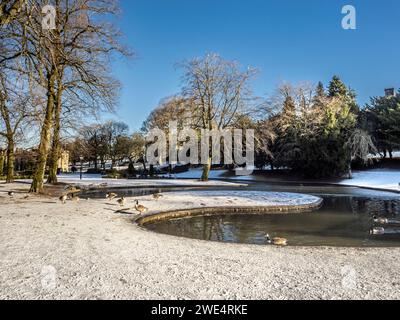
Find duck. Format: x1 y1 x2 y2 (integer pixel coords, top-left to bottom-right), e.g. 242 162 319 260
59 194 68 204
272 237 288 246
152 193 163 200
106 192 118 200
373 216 389 225
134 200 148 215
117 197 126 207
370 227 385 235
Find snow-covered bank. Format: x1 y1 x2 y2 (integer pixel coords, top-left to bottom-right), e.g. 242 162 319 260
135 190 322 218
1 183 400 300
337 169 400 193
175 168 400 193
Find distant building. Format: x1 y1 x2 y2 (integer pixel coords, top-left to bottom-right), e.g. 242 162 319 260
57 150 70 173
385 88 395 97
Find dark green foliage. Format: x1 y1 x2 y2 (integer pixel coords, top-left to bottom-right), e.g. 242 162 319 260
328 75 348 98
365 92 400 158
271 76 361 178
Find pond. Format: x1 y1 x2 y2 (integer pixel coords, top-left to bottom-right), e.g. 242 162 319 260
141 182 400 247
82 180 400 247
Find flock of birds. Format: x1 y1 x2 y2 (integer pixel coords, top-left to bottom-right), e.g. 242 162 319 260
104 191 158 215
57 185 164 216
5 188 288 245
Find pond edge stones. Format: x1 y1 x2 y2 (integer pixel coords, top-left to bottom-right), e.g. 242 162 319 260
136 191 323 226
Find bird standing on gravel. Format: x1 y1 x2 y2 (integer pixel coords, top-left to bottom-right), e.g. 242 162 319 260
106 192 118 201
59 195 68 204
152 193 163 200
117 197 126 207
134 200 148 215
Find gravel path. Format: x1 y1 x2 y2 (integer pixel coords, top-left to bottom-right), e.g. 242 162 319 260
1 183 399 300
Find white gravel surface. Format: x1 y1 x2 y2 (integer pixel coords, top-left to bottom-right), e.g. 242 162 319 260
1 182 400 300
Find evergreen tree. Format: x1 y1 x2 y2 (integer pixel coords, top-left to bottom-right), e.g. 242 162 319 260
283 96 296 116
328 75 348 98
328 76 359 115
273 78 360 178
366 92 400 158
315 81 325 98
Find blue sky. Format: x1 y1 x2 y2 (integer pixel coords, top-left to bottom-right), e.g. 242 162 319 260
108 0 400 131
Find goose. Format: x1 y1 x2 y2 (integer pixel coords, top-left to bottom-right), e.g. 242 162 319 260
370 227 385 235
265 234 272 244
64 185 76 191
152 193 163 200
272 237 288 246
117 197 126 207
134 200 148 215
59 195 68 204
373 216 389 225
106 192 118 200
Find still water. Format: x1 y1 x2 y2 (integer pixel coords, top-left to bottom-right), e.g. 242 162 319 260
144 184 400 247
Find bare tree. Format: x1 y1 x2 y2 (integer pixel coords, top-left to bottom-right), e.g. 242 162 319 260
142 96 193 133
78 123 108 170
6 0 130 192
102 120 129 169
0 72 33 182
180 53 257 180
130 132 146 163
346 128 378 178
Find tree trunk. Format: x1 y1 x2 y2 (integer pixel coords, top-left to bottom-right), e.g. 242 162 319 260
6 138 15 183
201 157 211 181
47 85 63 184
30 73 56 193
0 150 4 176
0 98 15 183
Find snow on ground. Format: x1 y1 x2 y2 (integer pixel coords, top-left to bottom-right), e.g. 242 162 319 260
1 182 400 300
176 168 400 193
337 169 400 192
47 173 248 188
54 166 400 193
136 190 322 217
